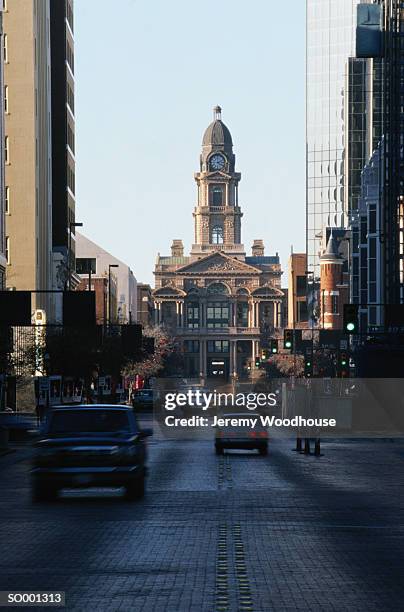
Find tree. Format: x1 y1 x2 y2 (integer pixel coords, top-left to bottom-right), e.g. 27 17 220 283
121 325 175 381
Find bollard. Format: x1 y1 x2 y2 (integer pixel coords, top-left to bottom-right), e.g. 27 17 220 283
304 438 311 454
314 438 321 456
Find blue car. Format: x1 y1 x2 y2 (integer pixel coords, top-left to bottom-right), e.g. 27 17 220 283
31 405 152 502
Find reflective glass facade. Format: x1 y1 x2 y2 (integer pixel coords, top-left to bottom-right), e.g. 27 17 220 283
306 0 361 280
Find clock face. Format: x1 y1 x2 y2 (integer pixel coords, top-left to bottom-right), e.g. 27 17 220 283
210 154 225 171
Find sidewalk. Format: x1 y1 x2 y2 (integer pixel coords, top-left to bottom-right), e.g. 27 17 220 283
0 442 34 469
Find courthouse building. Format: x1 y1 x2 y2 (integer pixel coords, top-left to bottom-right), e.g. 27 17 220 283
153 107 284 380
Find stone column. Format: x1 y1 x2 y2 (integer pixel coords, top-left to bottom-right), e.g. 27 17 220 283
199 340 207 380
180 302 184 328
255 302 260 328
248 301 253 328
176 302 180 327
229 341 237 376
232 300 237 327
200 301 205 329
252 340 256 367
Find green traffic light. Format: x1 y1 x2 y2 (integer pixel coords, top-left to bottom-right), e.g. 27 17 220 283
346 322 355 332
285 341 292 349
272 348 277 354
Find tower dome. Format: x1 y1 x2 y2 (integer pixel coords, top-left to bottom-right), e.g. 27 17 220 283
202 105 233 148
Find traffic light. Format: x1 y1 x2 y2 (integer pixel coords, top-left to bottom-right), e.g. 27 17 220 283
270 339 279 354
343 304 359 334
304 355 313 378
255 355 261 368
261 349 269 362
338 351 349 377
284 329 293 351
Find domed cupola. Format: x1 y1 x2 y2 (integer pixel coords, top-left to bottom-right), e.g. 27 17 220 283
202 105 233 148
201 106 235 172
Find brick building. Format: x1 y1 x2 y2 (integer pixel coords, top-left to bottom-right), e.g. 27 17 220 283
320 232 349 330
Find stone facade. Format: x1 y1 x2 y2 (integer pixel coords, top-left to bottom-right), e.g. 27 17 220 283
3 0 53 315
153 107 284 380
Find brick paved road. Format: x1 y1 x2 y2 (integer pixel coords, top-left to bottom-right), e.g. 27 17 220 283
1 433 404 611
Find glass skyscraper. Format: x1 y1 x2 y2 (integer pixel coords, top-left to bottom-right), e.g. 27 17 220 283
306 0 362 284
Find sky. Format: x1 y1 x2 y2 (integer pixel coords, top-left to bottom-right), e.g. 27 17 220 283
75 0 306 286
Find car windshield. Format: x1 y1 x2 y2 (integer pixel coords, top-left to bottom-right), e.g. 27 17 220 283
48 410 131 434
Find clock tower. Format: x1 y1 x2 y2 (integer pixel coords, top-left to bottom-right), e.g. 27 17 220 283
191 106 244 260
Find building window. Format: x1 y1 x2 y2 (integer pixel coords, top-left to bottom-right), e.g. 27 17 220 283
184 340 199 353
296 275 307 297
5 236 10 264
211 186 223 206
67 81 75 114
4 86 9 114
207 340 229 353
66 39 74 73
236 302 249 327
297 301 308 322
66 0 74 31
207 301 229 329
5 187 9 214
76 258 96 274
5 136 9 164
212 225 223 244
331 295 339 315
187 302 199 329
67 122 75 153
3 34 8 63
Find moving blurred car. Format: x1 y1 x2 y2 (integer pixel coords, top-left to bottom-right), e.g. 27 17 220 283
132 389 154 411
31 405 152 502
215 412 268 456
0 411 37 441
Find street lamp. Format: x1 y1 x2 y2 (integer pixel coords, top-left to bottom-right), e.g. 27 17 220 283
68 222 83 290
108 264 119 326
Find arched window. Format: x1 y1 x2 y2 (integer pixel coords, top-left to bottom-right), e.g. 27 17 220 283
207 283 229 295
212 225 223 244
211 186 223 206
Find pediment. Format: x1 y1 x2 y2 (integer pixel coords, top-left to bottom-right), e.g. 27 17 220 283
252 284 284 298
177 252 261 275
153 285 186 297
206 171 230 180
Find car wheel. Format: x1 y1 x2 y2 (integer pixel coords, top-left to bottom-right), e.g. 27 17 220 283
259 445 268 456
125 477 145 501
32 482 58 503
215 444 224 455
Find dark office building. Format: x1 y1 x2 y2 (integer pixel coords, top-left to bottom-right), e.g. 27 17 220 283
50 0 76 286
